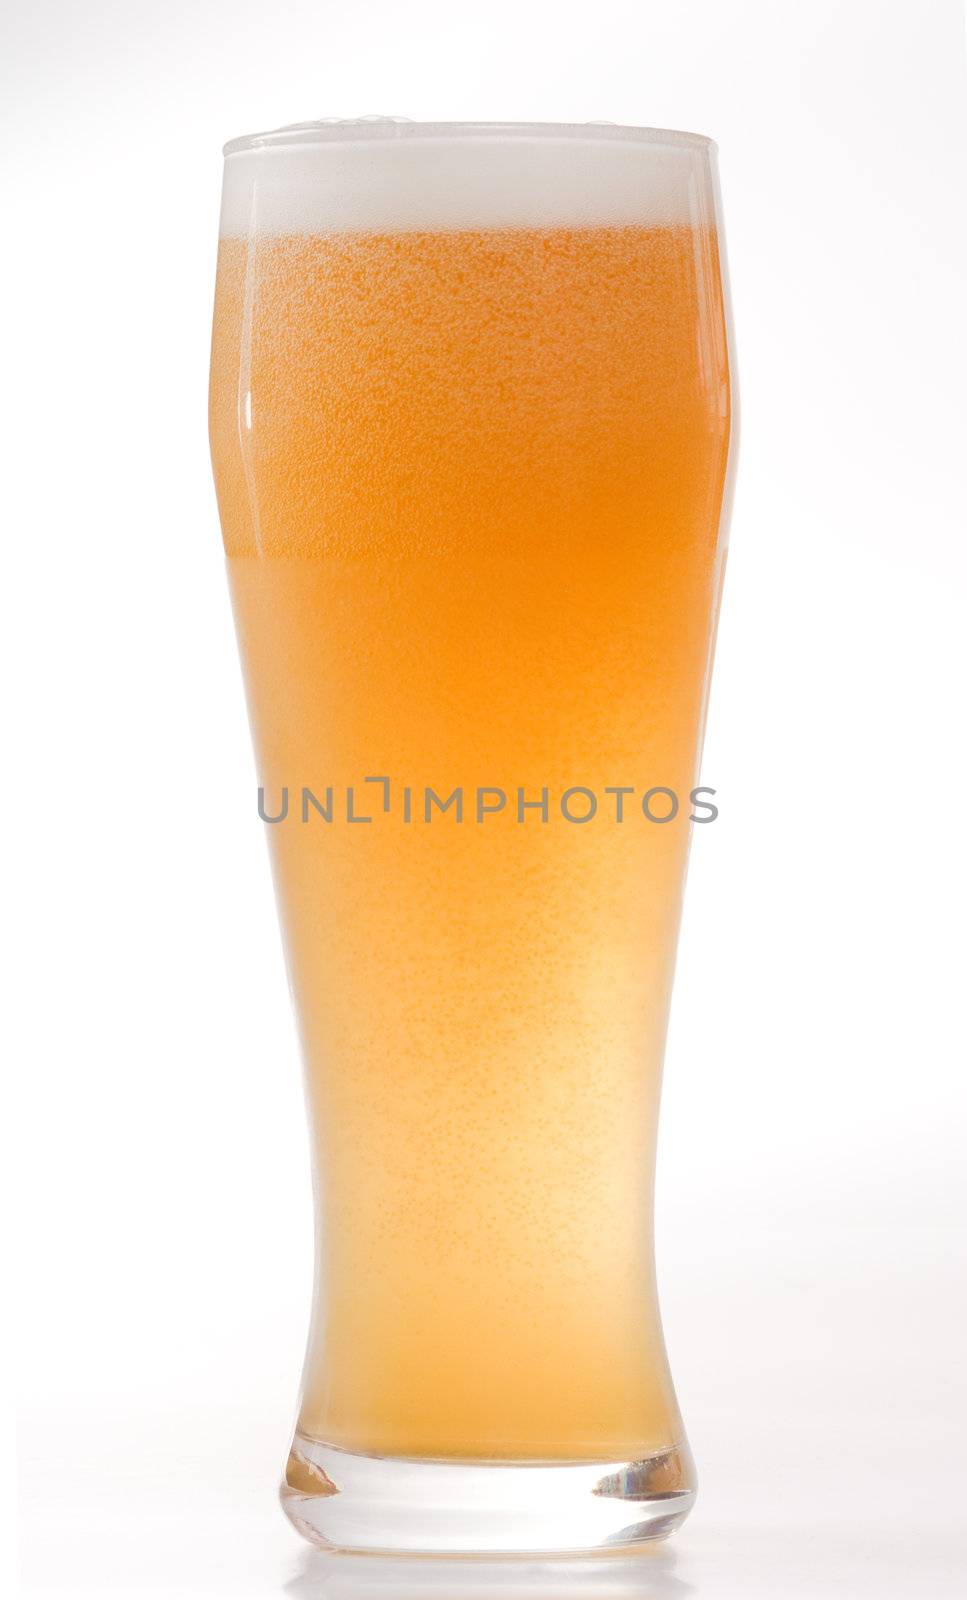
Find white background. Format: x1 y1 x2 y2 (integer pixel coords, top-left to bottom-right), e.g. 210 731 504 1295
6 1 967 1596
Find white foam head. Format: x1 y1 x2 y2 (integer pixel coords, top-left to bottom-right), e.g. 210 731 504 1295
219 119 718 237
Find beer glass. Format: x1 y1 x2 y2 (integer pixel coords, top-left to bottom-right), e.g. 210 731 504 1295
209 120 734 1555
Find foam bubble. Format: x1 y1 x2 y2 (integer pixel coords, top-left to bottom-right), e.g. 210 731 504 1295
219 120 717 237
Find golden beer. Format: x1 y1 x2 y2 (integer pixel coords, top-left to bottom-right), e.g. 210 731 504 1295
210 121 732 1553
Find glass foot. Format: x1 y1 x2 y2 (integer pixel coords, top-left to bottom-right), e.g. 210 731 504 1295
281 1433 696 1555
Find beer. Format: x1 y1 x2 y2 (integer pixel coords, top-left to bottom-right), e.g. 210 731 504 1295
210 122 733 1552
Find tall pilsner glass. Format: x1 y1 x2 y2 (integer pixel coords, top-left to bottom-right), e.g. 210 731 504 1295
209 120 734 1556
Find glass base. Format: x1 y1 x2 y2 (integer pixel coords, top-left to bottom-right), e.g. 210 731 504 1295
281 1433 696 1556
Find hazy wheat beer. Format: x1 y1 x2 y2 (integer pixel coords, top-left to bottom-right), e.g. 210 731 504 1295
210 121 733 1553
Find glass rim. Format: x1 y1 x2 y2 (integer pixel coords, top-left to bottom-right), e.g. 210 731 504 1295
223 119 717 158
